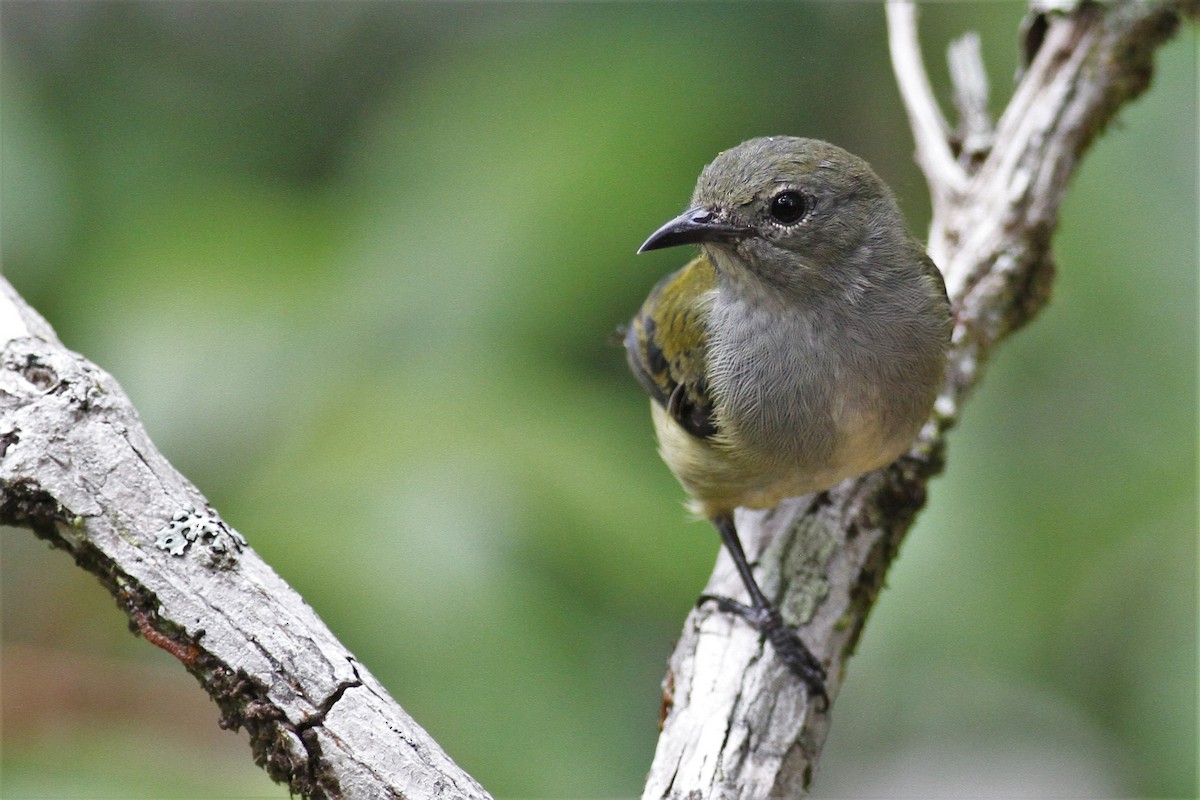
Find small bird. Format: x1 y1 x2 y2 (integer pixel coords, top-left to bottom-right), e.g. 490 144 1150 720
624 136 950 706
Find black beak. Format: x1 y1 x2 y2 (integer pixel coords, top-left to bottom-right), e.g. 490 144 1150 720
637 207 748 253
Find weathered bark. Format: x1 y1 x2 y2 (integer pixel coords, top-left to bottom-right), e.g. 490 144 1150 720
0 283 490 799
641 2 1189 797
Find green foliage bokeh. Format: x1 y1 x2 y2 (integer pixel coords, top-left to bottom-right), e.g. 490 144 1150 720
1 3 1195 798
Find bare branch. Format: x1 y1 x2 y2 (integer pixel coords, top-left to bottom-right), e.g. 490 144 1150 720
642 2 1185 797
948 32 995 161
886 1 969 205
0 278 491 799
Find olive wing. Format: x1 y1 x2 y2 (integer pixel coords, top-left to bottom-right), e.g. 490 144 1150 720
624 255 719 440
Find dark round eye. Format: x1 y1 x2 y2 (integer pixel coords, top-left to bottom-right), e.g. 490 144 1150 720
769 191 808 225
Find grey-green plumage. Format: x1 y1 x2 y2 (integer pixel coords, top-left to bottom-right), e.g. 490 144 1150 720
625 136 951 705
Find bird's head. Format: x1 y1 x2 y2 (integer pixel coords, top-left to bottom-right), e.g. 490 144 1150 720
639 137 906 297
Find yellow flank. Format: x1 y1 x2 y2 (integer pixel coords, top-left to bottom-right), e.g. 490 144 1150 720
650 400 741 517
652 399 911 520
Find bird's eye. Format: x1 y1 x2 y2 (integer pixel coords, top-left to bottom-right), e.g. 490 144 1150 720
768 191 808 225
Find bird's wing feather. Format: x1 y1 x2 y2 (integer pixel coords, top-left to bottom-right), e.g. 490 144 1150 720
624 255 719 440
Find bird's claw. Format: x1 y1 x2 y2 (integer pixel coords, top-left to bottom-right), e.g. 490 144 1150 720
698 593 829 711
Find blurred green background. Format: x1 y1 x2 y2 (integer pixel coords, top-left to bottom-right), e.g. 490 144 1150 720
1 3 1195 798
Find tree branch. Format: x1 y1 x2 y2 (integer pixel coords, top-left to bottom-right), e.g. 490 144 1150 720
886 0 969 208
0 281 490 798
641 1 1188 797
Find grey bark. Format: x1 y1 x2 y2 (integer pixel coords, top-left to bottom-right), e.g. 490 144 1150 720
0 1 1189 798
0 283 491 799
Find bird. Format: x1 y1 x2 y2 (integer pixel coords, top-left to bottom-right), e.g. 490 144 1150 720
623 136 950 707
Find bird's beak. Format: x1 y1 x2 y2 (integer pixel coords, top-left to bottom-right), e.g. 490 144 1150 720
637 207 749 253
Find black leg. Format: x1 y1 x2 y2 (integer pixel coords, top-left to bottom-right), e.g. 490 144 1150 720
699 513 829 710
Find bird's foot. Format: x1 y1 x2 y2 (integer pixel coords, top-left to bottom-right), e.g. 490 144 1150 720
698 593 829 711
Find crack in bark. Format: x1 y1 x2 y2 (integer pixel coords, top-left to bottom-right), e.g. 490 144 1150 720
296 659 364 735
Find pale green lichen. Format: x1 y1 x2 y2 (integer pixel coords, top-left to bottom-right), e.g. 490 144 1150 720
154 505 247 560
